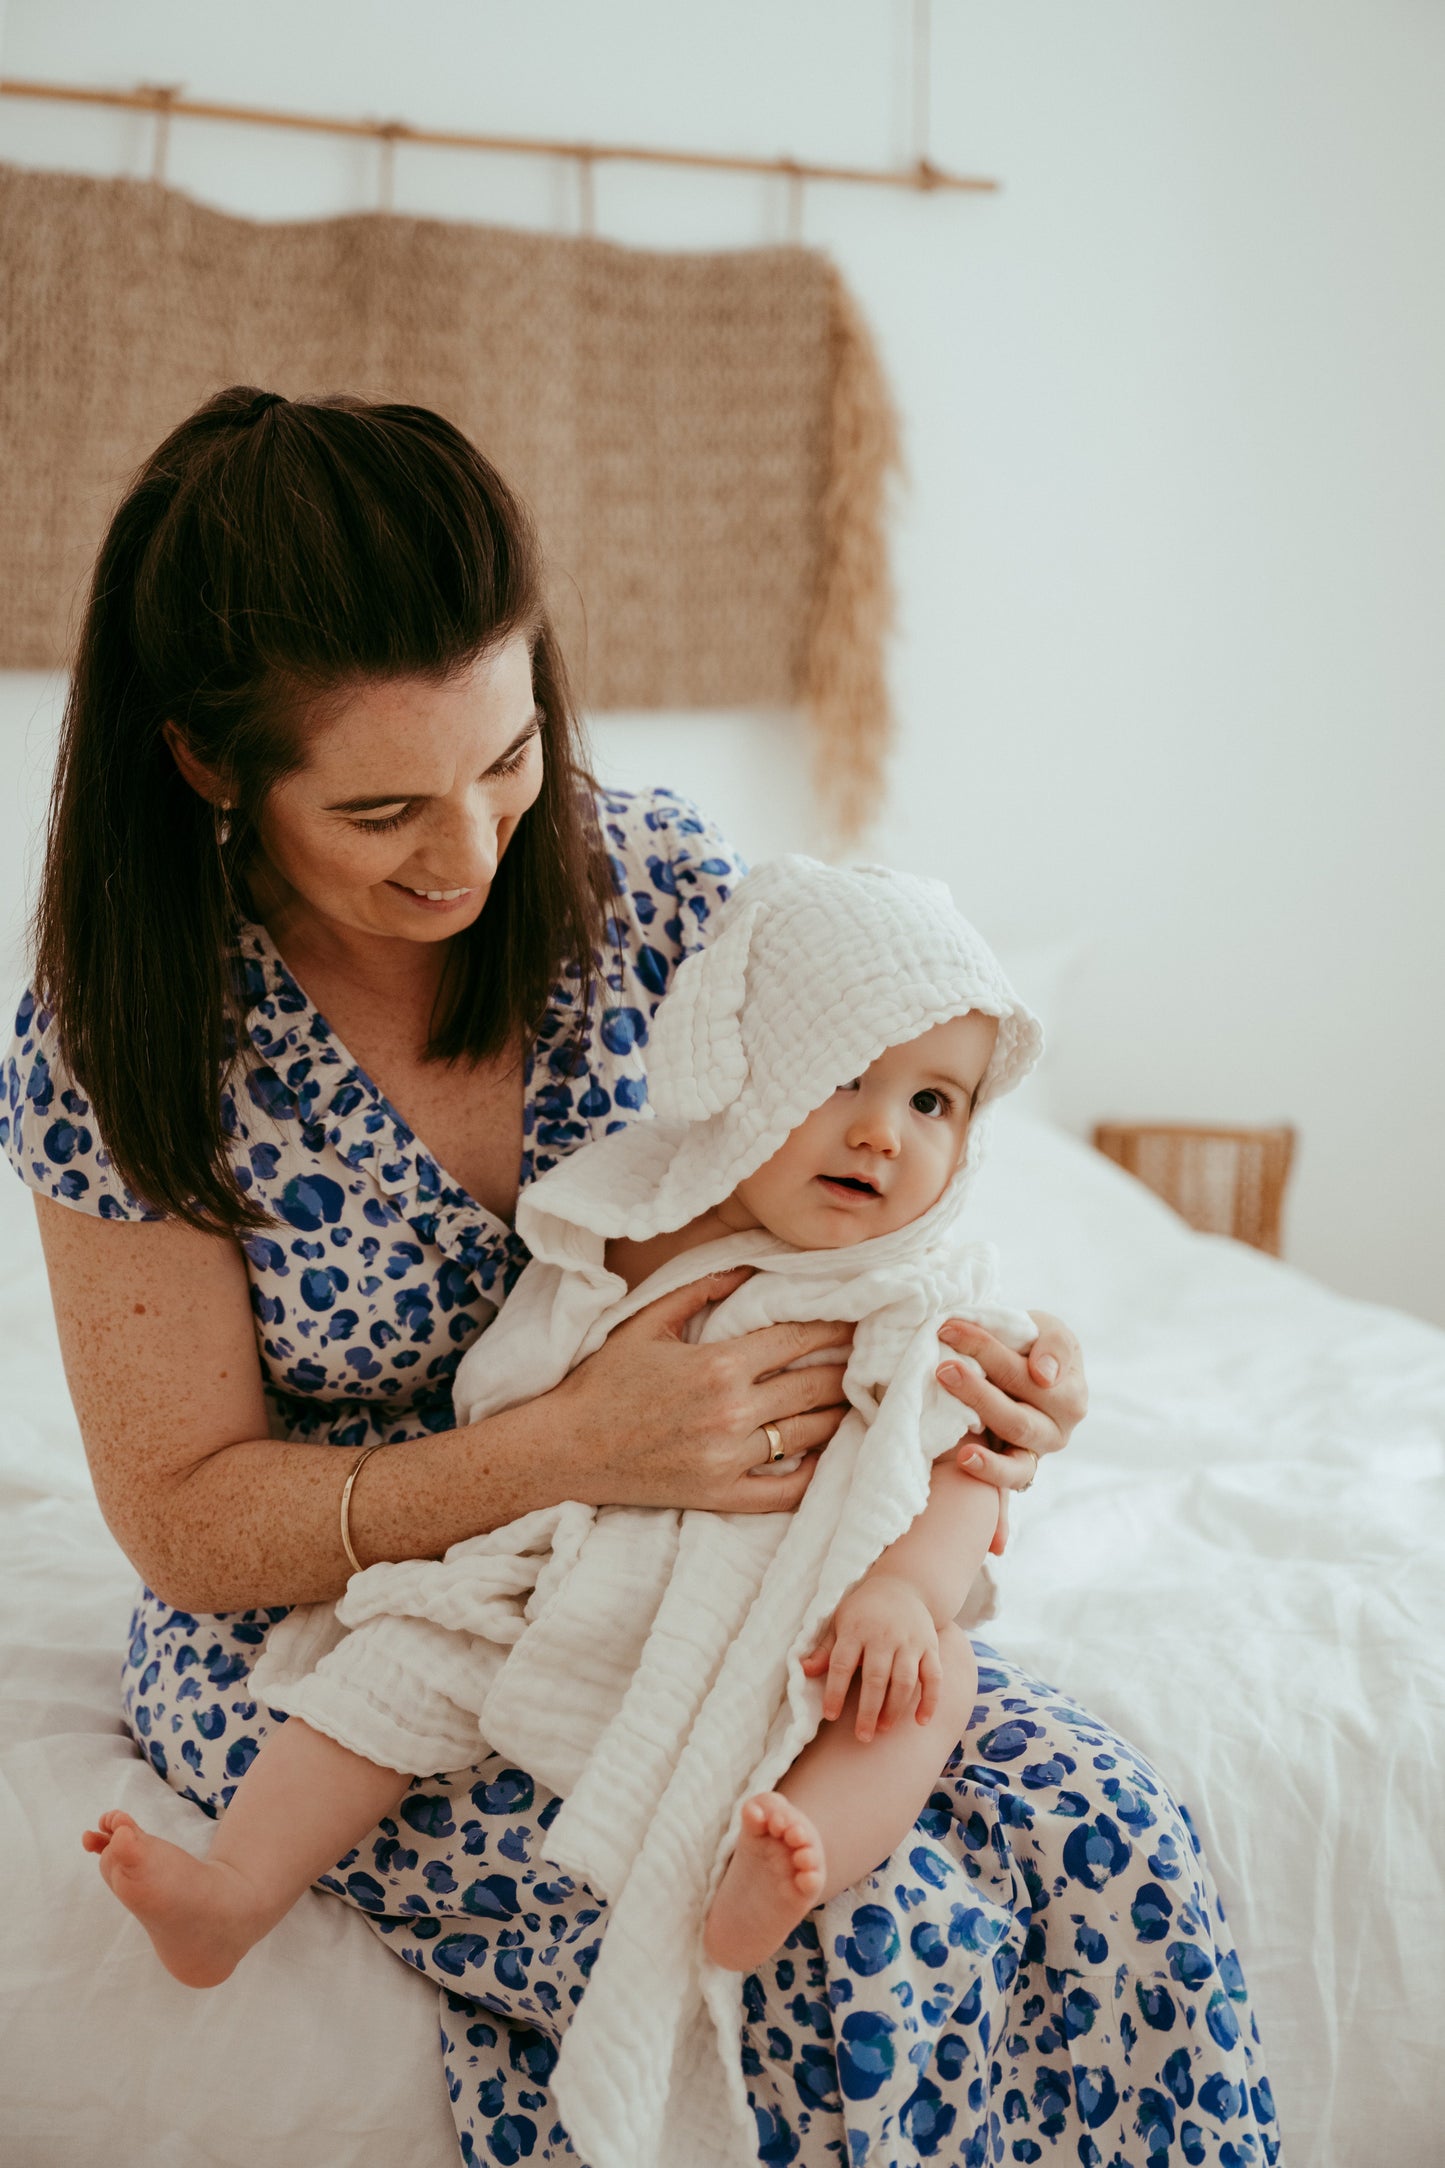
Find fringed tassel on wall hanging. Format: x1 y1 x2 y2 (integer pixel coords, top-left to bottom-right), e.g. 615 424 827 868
0 163 900 838
808 273 901 844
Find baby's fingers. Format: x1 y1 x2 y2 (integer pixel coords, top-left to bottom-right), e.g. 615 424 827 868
915 1645 943 1726
880 1650 927 1733
800 1628 835 1676
855 1650 896 1741
823 1638 862 1722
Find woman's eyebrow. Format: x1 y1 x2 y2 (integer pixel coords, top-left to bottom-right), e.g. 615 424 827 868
324 715 541 812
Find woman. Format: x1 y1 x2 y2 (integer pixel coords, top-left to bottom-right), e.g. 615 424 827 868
2 388 1278 2166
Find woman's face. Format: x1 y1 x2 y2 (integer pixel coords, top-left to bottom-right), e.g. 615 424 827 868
249 633 543 948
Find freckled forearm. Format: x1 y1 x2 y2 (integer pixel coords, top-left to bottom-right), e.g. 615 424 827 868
119 1397 579 1612
34 1201 587 1610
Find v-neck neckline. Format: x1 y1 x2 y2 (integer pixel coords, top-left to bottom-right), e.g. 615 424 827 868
238 914 535 1246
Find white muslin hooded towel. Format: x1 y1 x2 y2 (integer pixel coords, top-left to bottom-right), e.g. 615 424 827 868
251 856 1043 2168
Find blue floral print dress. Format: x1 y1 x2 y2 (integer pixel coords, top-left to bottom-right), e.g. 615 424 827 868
2 785 1279 2168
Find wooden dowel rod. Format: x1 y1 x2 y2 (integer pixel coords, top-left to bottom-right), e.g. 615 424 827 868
0 75 999 195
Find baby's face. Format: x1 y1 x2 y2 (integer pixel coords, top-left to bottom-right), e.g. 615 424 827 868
724 1011 1000 1249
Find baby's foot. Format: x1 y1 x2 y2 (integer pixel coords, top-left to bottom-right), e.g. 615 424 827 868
703 1791 827 1972
82 1809 264 1988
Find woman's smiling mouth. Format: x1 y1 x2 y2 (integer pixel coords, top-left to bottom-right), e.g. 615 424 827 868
386 882 478 910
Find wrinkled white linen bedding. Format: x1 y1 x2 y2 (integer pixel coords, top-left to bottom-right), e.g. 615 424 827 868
1 1106 1441 2167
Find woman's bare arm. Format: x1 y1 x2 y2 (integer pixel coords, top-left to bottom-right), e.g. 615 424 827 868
34 1200 851 1613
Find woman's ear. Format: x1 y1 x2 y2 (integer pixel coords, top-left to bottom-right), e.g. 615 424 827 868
161 720 230 806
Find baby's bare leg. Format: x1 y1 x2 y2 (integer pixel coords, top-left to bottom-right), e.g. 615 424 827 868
783 1621 977 1899
83 1718 410 1988
704 1624 977 1971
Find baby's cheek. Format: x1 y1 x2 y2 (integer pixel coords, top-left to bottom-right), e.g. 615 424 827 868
930 1122 963 1172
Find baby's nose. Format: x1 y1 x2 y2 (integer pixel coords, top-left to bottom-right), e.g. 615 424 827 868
845 1109 900 1155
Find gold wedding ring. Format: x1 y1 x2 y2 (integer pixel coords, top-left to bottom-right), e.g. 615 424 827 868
763 1423 786 1463
1017 1447 1039 1491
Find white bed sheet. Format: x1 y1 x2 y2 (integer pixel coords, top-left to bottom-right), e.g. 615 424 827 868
1 1106 1441 2166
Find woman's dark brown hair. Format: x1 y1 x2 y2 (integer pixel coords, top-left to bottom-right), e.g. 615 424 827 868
34 386 612 1233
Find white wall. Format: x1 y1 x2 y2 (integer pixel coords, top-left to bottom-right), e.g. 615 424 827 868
2 0 1442 1323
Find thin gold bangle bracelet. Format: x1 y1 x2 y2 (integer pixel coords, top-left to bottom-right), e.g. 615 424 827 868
339 1444 381 1575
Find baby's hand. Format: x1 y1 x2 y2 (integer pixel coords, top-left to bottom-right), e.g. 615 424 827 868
800 1573 941 1743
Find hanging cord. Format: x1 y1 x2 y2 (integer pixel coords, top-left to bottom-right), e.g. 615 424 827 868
782 157 805 244
376 120 403 213
575 150 596 237
142 81 181 186
910 0 940 189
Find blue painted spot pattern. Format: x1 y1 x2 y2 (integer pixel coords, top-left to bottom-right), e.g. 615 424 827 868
2 788 1278 2164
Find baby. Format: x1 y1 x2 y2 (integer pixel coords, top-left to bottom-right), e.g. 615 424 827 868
85 857 1041 2158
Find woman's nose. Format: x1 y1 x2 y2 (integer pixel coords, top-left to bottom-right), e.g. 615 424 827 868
430 798 501 885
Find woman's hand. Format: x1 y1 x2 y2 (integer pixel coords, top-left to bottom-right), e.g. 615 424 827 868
552 1267 853 1516
800 1573 940 1742
935 1309 1088 1553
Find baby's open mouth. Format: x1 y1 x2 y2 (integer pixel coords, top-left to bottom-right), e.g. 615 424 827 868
818 1174 881 1198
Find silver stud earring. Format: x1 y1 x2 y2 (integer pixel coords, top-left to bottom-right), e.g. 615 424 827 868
214 803 234 849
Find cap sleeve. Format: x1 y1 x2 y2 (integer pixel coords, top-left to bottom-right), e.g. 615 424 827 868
614 785 748 964
1 988 163 1220
654 792 749 961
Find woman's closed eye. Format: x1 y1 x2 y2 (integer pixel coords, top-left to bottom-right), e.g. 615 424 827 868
351 731 540 832
481 734 539 783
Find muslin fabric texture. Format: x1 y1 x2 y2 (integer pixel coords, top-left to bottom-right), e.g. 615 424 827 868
1 799 1282 2167
0 162 897 833
252 860 1042 2168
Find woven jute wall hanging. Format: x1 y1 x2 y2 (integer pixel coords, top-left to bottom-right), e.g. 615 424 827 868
0 162 900 836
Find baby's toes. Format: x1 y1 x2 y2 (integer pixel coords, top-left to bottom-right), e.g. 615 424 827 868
747 1791 788 1839
769 1803 824 1872
779 1805 814 1849
83 1809 136 1853
786 1828 826 1896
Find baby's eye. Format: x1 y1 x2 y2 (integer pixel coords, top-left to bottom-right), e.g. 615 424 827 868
835 1079 862 1094
911 1088 953 1119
